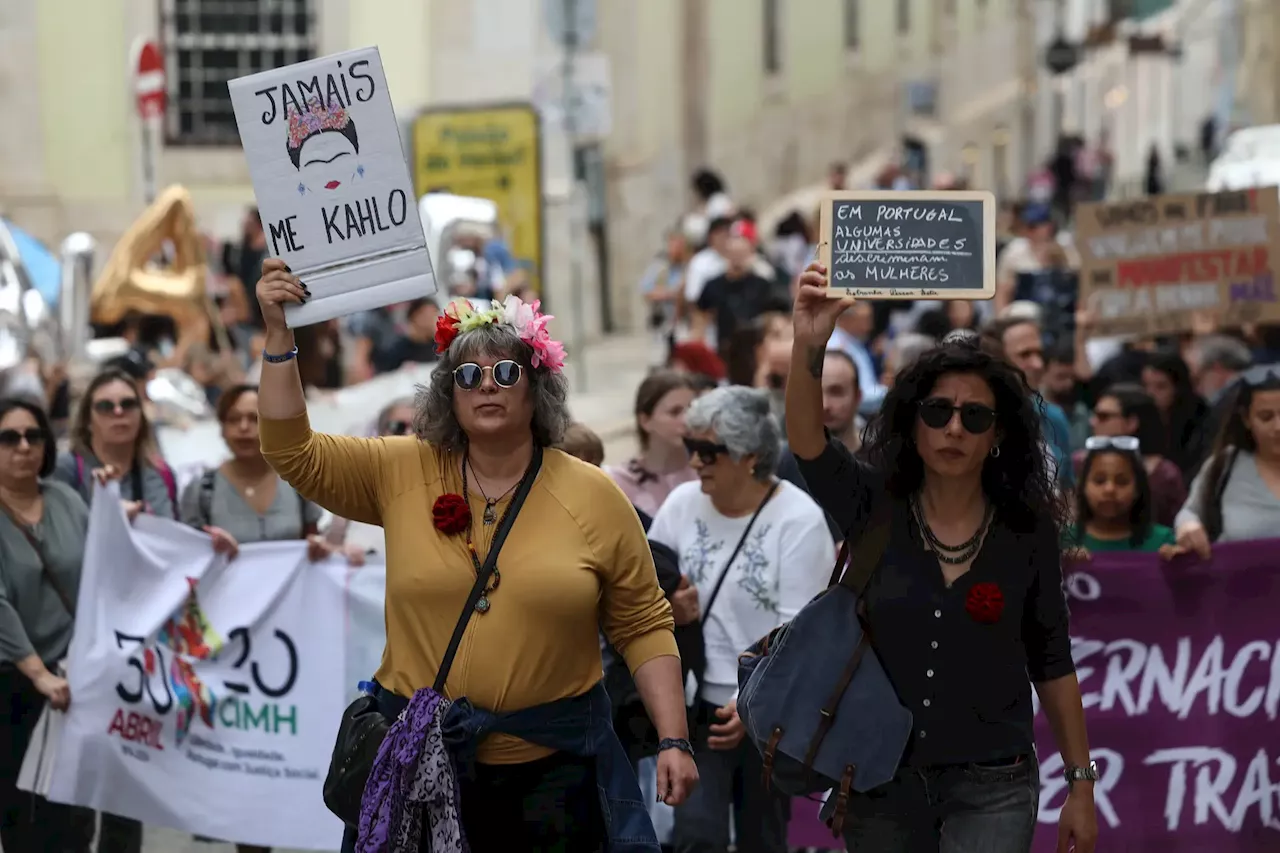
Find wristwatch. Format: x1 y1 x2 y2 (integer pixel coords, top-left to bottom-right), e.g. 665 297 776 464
1063 761 1099 788
658 737 695 758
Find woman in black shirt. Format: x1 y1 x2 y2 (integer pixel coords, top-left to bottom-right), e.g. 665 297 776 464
783 262 1098 853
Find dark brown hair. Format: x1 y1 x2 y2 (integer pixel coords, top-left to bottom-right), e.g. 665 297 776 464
216 384 259 423
0 396 57 478
633 370 695 450
557 422 605 467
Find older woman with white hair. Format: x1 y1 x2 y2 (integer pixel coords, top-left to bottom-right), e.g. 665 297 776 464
251 258 696 852
648 385 835 853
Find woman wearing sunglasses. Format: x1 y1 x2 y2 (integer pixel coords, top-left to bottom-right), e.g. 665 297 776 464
0 397 97 851
647 385 834 853
52 367 178 521
784 262 1097 853
1065 436 1180 559
1175 366 1280 558
252 258 694 851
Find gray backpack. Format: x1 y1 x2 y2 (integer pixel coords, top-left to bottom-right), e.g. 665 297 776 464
736 504 913 837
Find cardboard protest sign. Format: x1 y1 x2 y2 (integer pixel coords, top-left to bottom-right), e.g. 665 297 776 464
229 47 435 326
1075 189 1280 337
817 190 996 300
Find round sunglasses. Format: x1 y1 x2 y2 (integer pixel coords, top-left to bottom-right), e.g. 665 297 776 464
92 397 141 415
917 398 997 435
0 428 46 448
453 360 522 391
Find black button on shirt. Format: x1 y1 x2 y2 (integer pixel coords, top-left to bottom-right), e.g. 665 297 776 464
795 438 1075 767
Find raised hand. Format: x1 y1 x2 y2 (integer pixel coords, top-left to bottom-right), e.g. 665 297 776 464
791 262 855 347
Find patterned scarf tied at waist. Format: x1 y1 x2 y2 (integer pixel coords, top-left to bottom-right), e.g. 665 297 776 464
356 688 466 853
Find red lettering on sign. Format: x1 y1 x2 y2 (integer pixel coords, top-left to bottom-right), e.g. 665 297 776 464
1116 248 1270 288
105 708 165 750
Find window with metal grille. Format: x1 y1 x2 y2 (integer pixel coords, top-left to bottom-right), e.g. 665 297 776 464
159 0 317 145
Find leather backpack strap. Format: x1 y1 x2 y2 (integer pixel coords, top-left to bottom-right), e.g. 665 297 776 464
432 445 543 694
835 501 893 598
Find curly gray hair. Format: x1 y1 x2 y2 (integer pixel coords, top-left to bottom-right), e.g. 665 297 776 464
685 385 780 481
413 323 571 450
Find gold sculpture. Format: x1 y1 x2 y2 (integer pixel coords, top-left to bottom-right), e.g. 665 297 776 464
91 184 212 354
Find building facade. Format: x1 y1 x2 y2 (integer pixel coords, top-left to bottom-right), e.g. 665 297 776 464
0 0 1053 336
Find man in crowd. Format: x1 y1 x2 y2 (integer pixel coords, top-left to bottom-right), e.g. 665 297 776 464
827 301 886 413
1185 334 1255 471
696 233 789 357
983 316 1073 486
1042 341 1090 452
818 350 864 453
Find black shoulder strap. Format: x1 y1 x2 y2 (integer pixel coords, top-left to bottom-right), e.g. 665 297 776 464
702 480 780 623
829 500 894 597
198 470 217 528
130 464 145 505
433 444 543 694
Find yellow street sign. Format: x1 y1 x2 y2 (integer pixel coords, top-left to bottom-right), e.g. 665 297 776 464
412 103 544 294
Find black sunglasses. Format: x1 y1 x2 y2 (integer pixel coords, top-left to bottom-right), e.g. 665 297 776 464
683 437 731 465
92 397 141 415
384 419 411 436
1241 365 1280 388
917 398 998 434
0 428 46 448
453 360 522 391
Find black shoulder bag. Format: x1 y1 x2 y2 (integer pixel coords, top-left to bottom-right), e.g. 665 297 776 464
322 445 543 826
679 480 780 709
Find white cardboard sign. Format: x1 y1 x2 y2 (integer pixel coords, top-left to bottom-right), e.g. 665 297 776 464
229 47 435 326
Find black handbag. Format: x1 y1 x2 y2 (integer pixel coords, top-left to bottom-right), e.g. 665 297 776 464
682 481 778 709
322 446 542 826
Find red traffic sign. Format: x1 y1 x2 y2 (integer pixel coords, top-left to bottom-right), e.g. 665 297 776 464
134 40 166 120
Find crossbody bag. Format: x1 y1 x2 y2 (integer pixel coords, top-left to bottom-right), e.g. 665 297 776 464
0 499 77 618
322 445 543 826
680 480 780 709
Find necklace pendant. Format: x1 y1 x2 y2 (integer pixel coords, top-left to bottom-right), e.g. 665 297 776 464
483 502 497 524
474 596 491 614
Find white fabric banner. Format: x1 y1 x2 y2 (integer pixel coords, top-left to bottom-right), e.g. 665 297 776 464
21 485 387 850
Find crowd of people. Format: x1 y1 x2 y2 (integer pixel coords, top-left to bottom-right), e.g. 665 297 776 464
2 157 1278 853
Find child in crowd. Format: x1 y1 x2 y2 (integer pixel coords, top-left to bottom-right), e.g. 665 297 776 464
1066 435 1182 560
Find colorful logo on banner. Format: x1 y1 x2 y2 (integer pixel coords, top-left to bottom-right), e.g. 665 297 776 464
789 541 1280 851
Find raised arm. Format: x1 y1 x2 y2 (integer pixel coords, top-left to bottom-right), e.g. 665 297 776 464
253 258 387 525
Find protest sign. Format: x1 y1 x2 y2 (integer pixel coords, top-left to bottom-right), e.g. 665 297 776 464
229 47 435 327
787 541 1280 851
817 190 995 300
27 487 349 850
1075 188 1280 336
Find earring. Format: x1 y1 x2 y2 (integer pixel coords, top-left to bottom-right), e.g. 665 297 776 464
990 445 1001 458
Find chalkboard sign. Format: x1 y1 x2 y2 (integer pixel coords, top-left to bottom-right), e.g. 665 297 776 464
817 190 996 300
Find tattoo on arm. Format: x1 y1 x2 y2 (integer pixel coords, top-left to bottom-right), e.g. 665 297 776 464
806 345 825 380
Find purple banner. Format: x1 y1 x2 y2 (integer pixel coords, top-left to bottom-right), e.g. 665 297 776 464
789 539 1280 852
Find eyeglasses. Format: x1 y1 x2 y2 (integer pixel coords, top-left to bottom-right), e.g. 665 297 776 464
384 420 411 437
917 398 998 434
1085 435 1140 453
1241 364 1280 388
0 428 46 448
683 437 731 465
92 397 141 415
453 360 522 391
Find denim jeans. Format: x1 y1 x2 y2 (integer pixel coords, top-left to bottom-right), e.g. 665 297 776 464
840 755 1038 853
673 701 790 853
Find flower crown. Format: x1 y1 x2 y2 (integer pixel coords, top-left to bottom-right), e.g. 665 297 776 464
434 296 566 373
287 95 351 151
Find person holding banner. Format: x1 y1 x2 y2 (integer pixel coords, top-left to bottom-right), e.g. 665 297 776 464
252 258 695 851
1065 436 1179 558
782 262 1098 852
0 396 96 851
1176 365 1280 555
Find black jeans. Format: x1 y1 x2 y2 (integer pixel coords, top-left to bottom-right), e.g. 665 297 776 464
673 700 790 853
340 750 605 853
0 669 95 853
841 755 1039 853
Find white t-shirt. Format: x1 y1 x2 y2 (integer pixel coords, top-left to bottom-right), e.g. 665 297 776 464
648 479 836 706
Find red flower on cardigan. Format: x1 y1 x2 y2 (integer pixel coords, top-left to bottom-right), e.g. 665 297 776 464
432 494 471 535
965 582 1005 624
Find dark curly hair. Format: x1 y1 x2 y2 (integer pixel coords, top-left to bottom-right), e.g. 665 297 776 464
861 340 1066 536
1196 370 1280 540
